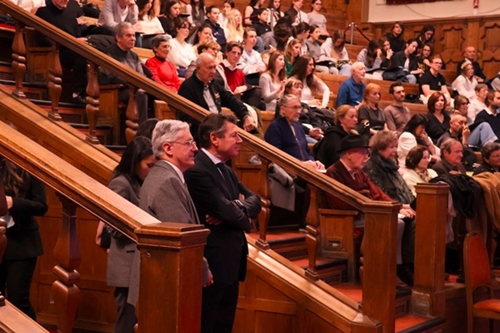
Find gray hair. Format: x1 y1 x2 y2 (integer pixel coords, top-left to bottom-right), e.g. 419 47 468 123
440 138 461 154
278 94 301 116
351 61 365 74
151 120 190 159
115 22 134 38
481 142 500 161
196 53 215 68
151 34 171 51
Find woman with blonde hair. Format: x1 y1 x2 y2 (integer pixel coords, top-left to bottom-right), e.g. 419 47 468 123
224 8 245 43
358 83 388 136
284 38 303 77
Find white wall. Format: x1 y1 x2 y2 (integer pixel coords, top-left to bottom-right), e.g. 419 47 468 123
368 0 500 23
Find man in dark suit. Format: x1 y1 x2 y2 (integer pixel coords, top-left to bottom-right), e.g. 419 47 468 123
178 53 255 140
432 138 466 176
185 113 262 333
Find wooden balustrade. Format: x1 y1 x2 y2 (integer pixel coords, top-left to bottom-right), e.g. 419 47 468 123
11 21 26 99
47 40 62 121
85 62 101 144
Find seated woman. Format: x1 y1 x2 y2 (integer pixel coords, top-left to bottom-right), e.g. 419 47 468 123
239 28 267 85
320 30 351 76
224 8 245 43
292 22 310 56
185 0 205 27
452 62 478 101
473 142 500 175
158 1 181 37
244 0 265 27
315 104 368 168
185 40 221 79
264 94 324 228
358 83 388 136
379 36 394 70
191 24 223 63
290 55 330 109
307 0 328 37
402 145 438 197
259 51 286 111
453 95 497 146
417 24 435 50
384 22 405 53
284 38 302 76
11 0 45 13
398 114 440 172
426 91 450 143
145 35 181 93
325 134 415 286
305 25 337 74
267 0 284 28
386 38 422 84
137 0 165 48
282 78 324 143
168 18 197 76
357 40 383 80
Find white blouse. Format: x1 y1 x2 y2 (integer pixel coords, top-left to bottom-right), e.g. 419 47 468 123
168 38 197 68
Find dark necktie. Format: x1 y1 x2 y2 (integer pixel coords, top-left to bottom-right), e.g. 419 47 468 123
216 162 230 181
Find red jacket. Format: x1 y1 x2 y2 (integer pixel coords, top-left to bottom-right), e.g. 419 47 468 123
145 56 181 93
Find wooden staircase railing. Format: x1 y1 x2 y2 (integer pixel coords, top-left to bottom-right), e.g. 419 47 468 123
0 121 209 332
0 2 451 331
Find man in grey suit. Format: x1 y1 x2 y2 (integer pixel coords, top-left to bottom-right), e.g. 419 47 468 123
128 120 212 306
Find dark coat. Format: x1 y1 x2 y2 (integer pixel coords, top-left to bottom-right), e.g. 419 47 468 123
264 116 314 161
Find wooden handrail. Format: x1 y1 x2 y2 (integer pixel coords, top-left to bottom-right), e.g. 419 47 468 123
0 0 393 213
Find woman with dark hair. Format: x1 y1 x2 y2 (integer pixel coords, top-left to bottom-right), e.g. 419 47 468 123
402 145 438 196
284 38 302 76
192 23 213 47
305 24 337 74
159 1 181 37
384 22 405 52
387 38 422 84
416 43 433 73
290 55 330 109
320 30 351 75
358 83 388 136
473 142 500 175
292 22 310 55
137 0 164 41
145 35 181 92
398 114 440 171
0 159 48 320
185 0 205 27
379 36 394 69
357 39 383 78
267 0 284 28
168 18 197 75
426 91 450 142
259 51 286 110
307 0 328 37
135 118 159 139
417 25 435 47
96 136 155 333
219 0 234 28
244 0 265 26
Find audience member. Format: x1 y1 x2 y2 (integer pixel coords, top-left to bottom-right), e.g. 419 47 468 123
158 1 181 37
244 0 264 26
325 134 415 286
178 53 255 139
314 105 367 168
468 83 488 123
293 22 310 56
99 22 149 125
135 118 159 138
384 82 412 134
205 5 227 52
137 0 164 48
473 142 500 175
456 46 486 83
224 8 244 42
252 9 272 36
185 0 205 27
288 0 309 25
168 18 197 75
290 55 330 109
379 36 394 69
102 136 155 333
415 43 432 73
454 96 498 148
425 91 450 143
474 90 500 139
262 23 292 52
186 40 222 79
320 30 351 75
437 114 478 170
239 28 266 85
432 138 466 175
184 113 261 333
306 25 336 74
387 38 421 84
452 62 477 100
398 114 440 170
402 145 438 197
336 61 366 107
259 51 286 110
10 0 45 13
417 25 435 48
284 38 302 76
145 35 181 92
358 83 388 136
0 157 47 320
384 22 405 53
98 0 140 32
219 0 234 28
357 40 383 79
419 54 450 105
267 0 284 28
307 0 328 37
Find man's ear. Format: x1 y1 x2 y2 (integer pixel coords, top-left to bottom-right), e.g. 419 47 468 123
162 142 173 157
210 132 219 148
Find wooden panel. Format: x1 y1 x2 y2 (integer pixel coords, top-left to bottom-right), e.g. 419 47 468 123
478 21 500 79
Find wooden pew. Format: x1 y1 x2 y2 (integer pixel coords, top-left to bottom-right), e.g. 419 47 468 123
345 44 365 61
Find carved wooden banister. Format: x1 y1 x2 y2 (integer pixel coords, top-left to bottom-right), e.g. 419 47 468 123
305 185 320 281
412 183 449 318
51 194 81 333
11 21 26 99
47 40 62 121
124 84 139 144
85 62 101 144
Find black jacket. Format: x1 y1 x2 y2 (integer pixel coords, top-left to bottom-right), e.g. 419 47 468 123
389 50 419 73
430 174 481 219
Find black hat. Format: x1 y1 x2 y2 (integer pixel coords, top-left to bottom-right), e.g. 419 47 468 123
336 135 370 153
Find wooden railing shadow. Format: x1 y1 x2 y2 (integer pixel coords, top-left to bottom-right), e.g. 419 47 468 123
0 1 452 332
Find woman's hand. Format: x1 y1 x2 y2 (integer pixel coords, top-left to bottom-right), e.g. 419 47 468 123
6 196 12 209
95 221 106 246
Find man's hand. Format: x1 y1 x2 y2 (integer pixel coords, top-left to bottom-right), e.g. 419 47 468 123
243 116 256 132
303 160 325 171
462 125 471 142
203 269 214 287
309 127 323 139
205 215 222 225
399 206 415 219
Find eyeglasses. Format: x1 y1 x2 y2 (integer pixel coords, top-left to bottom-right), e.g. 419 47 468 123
169 140 197 148
433 62 443 65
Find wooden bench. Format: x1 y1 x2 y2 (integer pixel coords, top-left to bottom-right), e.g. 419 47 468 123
345 44 365 62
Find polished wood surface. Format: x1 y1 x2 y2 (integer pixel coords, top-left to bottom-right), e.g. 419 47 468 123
0 301 49 332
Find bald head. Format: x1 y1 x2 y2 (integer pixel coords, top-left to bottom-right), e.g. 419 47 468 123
464 46 476 61
195 53 217 84
449 114 467 135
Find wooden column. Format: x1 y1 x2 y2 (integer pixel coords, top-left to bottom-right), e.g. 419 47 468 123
51 194 81 333
124 85 139 144
362 203 400 333
47 42 63 121
256 157 271 250
412 183 449 318
305 185 320 281
85 62 101 144
135 223 210 333
11 21 26 99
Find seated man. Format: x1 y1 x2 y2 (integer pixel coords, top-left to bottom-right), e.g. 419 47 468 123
468 83 488 124
99 22 149 125
262 23 292 52
336 61 366 108
419 54 451 105
474 90 500 139
384 82 412 135
325 135 415 286
456 46 486 83
432 138 466 175
178 53 256 141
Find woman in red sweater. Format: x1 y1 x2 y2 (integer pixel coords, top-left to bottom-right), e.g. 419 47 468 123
145 35 181 93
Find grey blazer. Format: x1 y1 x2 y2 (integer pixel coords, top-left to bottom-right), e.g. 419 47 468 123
106 175 138 288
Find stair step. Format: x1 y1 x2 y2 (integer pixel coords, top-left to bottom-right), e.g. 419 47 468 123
70 123 113 145
293 256 348 285
396 315 445 333
34 100 86 123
